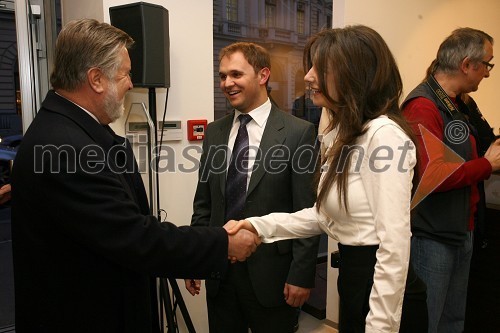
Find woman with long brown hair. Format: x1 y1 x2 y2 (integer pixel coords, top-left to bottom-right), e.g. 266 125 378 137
226 25 427 332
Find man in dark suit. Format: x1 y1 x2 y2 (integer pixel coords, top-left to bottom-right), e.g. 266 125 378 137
11 19 259 333
185 42 320 332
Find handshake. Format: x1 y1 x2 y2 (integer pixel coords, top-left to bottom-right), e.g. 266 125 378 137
185 220 259 296
225 219 259 263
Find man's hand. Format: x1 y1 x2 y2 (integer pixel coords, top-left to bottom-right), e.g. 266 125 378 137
227 228 261 262
485 138 500 171
184 279 201 296
0 184 11 205
284 283 311 307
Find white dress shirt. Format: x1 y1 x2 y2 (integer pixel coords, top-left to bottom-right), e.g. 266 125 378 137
227 98 272 189
247 115 416 333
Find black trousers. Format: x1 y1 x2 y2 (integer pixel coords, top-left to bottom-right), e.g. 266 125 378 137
206 261 296 333
337 244 428 333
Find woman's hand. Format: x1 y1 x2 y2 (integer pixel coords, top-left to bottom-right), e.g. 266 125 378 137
224 219 258 235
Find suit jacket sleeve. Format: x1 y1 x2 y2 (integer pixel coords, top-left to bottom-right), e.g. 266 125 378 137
16 118 229 280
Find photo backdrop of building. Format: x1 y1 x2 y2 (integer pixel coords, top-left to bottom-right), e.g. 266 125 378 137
213 0 332 126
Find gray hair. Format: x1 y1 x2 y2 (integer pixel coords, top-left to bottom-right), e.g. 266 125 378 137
50 19 134 91
432 27 493 75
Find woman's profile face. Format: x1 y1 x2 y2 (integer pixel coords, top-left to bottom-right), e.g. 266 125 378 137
304 63 337 111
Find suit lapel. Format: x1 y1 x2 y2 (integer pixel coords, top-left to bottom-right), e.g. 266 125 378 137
102 126 148 211
247 107 285 196
216 114 234 197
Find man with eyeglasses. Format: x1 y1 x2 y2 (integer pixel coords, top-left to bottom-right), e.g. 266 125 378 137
401 27 500 333
482 59 495 72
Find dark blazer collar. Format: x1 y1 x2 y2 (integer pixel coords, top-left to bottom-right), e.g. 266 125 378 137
217 105 287 197
266 104 285 132
247 105 286 196
42 90 120 150
220 104 284 131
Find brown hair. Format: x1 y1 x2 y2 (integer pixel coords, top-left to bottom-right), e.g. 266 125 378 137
219 42 271 83
304 25 417 212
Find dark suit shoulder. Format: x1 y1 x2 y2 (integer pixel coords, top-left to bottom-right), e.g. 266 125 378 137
204 113 232 136
208 108 314 134
271 106 314 128
22 108 80 146
25 92 109 147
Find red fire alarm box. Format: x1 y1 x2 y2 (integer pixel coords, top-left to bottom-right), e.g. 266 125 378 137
187 119 208 141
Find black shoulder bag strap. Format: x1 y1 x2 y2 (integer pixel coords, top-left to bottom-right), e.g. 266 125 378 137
426 75 483 150
425 75 463 120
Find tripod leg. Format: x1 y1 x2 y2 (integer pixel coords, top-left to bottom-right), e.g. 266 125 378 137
169 278 196 333
158 279 165 333
160 278 177 332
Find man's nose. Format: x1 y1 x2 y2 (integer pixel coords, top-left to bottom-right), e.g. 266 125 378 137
224 78 235 88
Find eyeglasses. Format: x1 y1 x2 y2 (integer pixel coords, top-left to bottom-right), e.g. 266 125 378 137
481 60 495 72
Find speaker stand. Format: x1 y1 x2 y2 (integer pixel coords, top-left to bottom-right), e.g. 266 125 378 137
147 88 195 333
148 88 161 215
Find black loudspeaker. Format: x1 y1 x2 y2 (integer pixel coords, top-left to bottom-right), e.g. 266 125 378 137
109 2 170 88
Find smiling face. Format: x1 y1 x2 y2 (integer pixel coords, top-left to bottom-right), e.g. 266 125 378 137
219 51 270 114
302 26 404 125
304 62 338 111
103 47 133 122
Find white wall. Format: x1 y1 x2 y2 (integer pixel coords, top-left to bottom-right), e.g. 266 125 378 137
339 0 500 131
326 0 500 326
62 0 214 331
61 0 104 21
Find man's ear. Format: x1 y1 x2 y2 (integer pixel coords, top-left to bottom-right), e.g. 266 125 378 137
460 57 472 74
87 67 105 93
259 67 271 85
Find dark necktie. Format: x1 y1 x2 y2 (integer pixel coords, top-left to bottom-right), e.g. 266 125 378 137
225 114 252 221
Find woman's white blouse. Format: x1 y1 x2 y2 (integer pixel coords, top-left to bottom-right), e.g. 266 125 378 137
247 115 416 333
